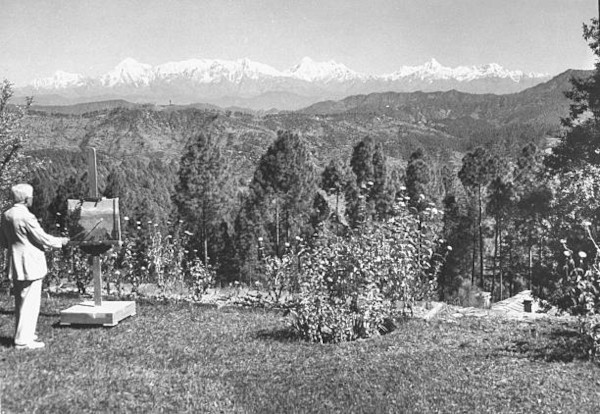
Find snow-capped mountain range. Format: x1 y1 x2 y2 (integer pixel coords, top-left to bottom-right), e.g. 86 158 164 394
19 57 550 110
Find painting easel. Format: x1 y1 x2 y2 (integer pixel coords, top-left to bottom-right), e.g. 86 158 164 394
60 147 136 326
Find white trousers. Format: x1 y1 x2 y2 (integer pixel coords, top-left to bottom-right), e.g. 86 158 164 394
13 279 42 345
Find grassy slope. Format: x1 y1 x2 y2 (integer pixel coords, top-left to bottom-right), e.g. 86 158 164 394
1 296 599 413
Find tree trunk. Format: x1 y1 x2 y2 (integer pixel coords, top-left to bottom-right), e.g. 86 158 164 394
478 185 484 289
471 222 477 285
491 215 498 299
528 245 533 291
498 218 503 301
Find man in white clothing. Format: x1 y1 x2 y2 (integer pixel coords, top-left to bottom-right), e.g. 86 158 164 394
0 183 69 349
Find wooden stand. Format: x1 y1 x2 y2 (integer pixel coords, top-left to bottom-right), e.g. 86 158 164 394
60 147 135 327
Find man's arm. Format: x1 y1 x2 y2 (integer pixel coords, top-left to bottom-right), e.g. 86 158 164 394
24 214 68 249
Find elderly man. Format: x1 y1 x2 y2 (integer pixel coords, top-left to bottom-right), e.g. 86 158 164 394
0 183 69 350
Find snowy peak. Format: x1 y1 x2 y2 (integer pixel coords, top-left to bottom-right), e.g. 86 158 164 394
286 57 366 82
386 59 548 83
23 56 553 108
31 70 86 89
29 57 549 90
101 58 154 87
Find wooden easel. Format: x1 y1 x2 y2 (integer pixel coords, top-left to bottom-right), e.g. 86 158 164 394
60 147 136 326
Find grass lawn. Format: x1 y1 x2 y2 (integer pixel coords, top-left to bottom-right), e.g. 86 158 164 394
1 294 600 413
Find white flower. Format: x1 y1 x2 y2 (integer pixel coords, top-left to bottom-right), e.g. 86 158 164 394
124 216 129 221
560 239 567 244
419 194 425 200
447 246 453 251
579 251 588 259
582 220 592 228
258 237 263 242
564 251 571 257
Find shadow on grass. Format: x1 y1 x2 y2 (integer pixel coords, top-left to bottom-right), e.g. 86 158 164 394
254 318 400 344
506 328 590 363
0 335 14 348
45 291 84 300
255 327 301 343
51 321 114 330
0 309 60 318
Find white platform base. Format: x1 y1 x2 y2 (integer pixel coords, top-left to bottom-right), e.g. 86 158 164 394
60 301 136 326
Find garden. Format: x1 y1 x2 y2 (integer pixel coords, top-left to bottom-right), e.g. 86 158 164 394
4 17 600 414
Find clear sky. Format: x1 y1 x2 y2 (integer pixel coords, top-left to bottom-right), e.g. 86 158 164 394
0 0 597 86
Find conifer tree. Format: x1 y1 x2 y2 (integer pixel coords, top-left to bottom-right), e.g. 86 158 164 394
321 158 347 217
547 19 600 170
487 171 515 300
371 142 392 218
439 192 472 300
350 136 375 190
234 130 318 281
174 132 234 266
347 136 391 222
458 147 495 287
405 148 432 212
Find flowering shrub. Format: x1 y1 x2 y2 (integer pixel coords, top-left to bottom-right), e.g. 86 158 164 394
188 257 216 300
37 216 215 300
288 201 445 343
257 238 300 305
557 224 600 360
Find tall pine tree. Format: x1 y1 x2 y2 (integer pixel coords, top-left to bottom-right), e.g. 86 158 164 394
234 130 318 281
174 132 234 267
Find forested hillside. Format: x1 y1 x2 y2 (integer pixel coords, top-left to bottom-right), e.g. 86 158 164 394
23 68 583 172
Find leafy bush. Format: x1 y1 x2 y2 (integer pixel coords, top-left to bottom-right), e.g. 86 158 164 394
288 201 445 343
554 225 600 360
38 217 216 300
256 238 300 305
188 258 216 300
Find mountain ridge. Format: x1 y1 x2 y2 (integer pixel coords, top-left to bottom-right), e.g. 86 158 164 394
19 68 586 180
16 57 552 110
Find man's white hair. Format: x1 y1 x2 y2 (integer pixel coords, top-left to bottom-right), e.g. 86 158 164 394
11 183 33 203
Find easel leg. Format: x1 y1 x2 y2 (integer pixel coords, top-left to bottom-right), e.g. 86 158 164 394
93 256 102 306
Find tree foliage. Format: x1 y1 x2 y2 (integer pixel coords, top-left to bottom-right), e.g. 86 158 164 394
0 80 37 209
174 132 235 267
